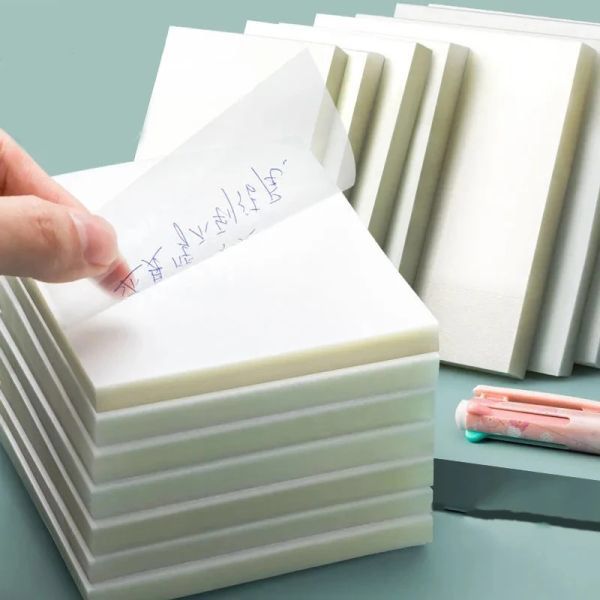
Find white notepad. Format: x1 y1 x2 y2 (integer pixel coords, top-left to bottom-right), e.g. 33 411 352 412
325 14 594 376
0 345 432 578
0 315 434 485
0 283 436 482
391 4 600 376
0 415 432 600
419 5 600 371
3 274 438 447
428 5 600 28
0 339 432 519
310 15 469 284
135 27 348 161
2 390 430 584
30 162 437 411
577 252 600 367
242 22 384 178
244 21 432 245
0 378 431 553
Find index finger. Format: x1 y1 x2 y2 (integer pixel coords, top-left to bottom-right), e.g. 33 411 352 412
0 129 129 293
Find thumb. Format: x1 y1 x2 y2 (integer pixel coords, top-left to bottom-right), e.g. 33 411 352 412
0 195 119 283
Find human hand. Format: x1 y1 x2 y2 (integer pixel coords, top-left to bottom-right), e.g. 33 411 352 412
0 129 128 289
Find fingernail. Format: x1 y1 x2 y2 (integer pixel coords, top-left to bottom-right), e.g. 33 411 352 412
70 211 119 268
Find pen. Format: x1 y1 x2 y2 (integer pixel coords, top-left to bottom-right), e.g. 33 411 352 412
455 385 600 455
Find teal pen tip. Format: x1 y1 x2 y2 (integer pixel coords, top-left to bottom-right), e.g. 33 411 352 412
465 430 487 443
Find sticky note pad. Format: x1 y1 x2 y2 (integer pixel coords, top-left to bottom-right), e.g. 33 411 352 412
0 22 440 600
578 254 600 367
390 5 600 376
334 14 594 376
136 26 348 160
246 21 431 245
313 15 469 284
0 412 434 599
243 21 384 175
27 162 437 411
1 272 438 447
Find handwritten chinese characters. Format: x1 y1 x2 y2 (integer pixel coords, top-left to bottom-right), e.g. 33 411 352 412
114 158 288 298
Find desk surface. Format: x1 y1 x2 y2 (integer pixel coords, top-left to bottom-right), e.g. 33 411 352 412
0 441 597 600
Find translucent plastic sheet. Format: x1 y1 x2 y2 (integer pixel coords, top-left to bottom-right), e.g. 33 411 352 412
39 51 356 326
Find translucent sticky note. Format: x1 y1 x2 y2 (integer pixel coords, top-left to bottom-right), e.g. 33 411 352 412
40 51 355 326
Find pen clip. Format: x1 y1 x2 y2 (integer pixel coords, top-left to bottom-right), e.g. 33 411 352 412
474 385 600 414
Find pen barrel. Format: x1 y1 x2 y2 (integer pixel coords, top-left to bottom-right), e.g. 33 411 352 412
457 399 600 455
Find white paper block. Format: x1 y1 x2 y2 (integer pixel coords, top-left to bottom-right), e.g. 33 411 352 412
89 492 430 582
1 388 432 554
246 21 432 245
88 492 428 582
0 347 432 519
427 5 600 28
0 277 437 480
32 163 437 411
411 5 600 371
53 160 159 212
389 5 600 375
577 252 600 367
242 23 384 202
0 310 434 483
0 401 431 582
2 276 438 448
135 27 347 161
383 43 468 284
242 22 383 167
1 416 432 600
322 14 595 375
91 392 434 483
0 297 435 483
307 16 469 284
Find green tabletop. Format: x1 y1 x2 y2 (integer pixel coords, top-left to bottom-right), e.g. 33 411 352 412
2 0 600 598
1 441 599 600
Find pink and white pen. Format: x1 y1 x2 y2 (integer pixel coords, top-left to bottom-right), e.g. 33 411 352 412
455 385 600 455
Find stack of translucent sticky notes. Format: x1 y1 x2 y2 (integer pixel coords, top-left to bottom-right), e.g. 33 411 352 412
243 9 600 379
0 149 438 598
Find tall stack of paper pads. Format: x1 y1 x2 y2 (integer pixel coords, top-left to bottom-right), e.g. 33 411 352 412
0 5 600 600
